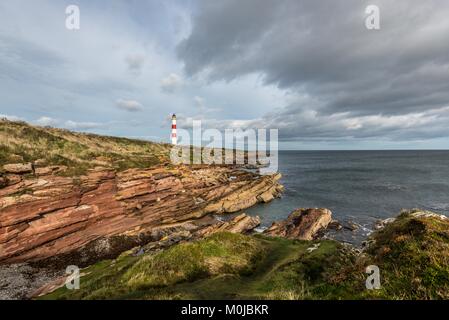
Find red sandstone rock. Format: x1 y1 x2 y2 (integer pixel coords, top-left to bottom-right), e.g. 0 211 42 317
264 208 332 240
197 213 261 237
0 165 282 264
3 164 33 174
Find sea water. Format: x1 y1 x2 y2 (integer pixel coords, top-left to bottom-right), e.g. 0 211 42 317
242 150 449 244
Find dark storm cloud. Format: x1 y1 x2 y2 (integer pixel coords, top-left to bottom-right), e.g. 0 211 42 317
178 0 449 141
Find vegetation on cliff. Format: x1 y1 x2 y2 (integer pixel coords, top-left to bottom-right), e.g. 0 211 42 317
363 210 449 299
0 119 253 178
40 210 449 300
0 119 171 176
38 234 360 300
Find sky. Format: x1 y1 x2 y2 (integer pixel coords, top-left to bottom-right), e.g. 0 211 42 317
1 0 449 150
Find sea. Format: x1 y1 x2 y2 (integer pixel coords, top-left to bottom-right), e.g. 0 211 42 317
238 150 449 244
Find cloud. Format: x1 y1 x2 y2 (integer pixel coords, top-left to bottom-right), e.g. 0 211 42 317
64 120 103 130
192 96 222 115
0 114 23 121
194 96 205 109
32 116 103 130
116 99 144 112
3 1 449 148
35 116 59 127
125 54 146 75
178 0 449 142
241 104 449 142
2 114 105 132
161 73 183 93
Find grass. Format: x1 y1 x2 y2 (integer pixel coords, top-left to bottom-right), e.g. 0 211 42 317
124 232 264 289
41 233 265 300
40 233 358 300
361 210 449 299
0 119 171 176
0 120 261 177
39 210 449 300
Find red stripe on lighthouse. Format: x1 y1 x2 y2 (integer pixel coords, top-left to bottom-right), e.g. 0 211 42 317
172 124 176 129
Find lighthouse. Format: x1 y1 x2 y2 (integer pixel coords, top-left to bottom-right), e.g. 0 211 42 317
171 114 177 145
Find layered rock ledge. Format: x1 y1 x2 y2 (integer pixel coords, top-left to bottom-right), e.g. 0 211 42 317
0 165 282 265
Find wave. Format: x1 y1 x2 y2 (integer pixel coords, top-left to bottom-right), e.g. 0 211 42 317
426 202 449 211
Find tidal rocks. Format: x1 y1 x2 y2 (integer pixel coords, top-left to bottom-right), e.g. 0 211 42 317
344 221 359 231
0 165 281 265
327 220 343 231
264 208 332 240
218 213 261 234
198 214 261 237
257 190 275 203
141 213 261 253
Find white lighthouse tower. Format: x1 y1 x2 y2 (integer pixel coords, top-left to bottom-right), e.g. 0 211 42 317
171 114 177 145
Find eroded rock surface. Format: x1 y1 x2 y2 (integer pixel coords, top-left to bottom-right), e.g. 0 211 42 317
1 212 262 300
3 163 33 174
0 165 282 265
264 208 332 240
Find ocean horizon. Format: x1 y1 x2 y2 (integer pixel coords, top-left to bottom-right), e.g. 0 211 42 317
241 150 449 244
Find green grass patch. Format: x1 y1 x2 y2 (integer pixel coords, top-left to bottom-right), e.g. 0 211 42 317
38 209 449 300
40 233 359 300
0 120 172 177
363 211 449 299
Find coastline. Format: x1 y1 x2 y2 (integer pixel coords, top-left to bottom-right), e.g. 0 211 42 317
1 121 449 300
32 209 449 300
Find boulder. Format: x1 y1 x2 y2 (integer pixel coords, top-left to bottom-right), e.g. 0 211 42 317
264 208 332 240
3 163 33 174
257 190 274 203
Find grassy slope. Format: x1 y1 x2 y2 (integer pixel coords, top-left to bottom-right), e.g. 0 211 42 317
0 120 171 176
363 210 449 299
41 211 449 300
41 233 359 300
0 120 251 176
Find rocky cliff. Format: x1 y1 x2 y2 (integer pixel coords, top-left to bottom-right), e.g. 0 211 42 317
0 164 282 265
